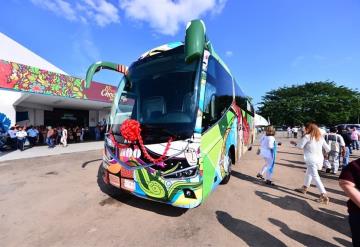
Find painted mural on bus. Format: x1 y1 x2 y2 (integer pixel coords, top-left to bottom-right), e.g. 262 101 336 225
86 19 255 208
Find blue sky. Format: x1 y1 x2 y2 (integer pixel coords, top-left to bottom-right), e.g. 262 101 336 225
1 0 359 105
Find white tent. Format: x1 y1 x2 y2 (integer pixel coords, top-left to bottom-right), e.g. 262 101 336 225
254 113 269 127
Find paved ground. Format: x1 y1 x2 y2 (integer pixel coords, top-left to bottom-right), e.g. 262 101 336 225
0 141 103 163
0 135 358 247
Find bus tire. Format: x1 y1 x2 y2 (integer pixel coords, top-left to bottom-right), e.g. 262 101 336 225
220 151 232 185
97 163 121 197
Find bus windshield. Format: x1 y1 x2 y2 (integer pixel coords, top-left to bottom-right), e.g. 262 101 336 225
110 45 200 144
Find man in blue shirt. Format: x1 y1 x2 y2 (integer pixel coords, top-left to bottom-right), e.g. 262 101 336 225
27 126 39 147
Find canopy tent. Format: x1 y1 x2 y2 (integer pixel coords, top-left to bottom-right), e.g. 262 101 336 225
254 113 269 127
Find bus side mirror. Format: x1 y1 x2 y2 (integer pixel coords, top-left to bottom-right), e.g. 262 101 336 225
85 61 128 88
185 20 206 64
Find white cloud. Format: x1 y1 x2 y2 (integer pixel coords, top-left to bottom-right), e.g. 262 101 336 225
81 0 120 27
31 0 77 21
225 50 233 57
119 0 228 35
30 0 120 27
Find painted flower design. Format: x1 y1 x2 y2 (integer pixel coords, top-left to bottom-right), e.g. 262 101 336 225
29 83 45 93
0 62 14 88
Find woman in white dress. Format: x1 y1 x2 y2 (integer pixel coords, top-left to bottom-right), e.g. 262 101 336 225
257 126 277 185
60 126 68 147
291 122 330 204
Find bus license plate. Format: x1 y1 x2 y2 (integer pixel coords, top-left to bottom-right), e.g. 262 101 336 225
123 179 135 191
108 174 120 188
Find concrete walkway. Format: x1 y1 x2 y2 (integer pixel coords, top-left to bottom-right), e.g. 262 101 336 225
0 141 103 163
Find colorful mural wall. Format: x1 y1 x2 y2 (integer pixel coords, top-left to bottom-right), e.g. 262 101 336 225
0 59 116 103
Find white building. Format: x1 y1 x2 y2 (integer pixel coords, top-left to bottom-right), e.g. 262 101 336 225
0 32 115 131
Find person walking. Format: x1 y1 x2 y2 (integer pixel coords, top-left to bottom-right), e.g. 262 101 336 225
60 126 68 147
351 127 360 151
80 127 85 142
339 158 360 247
292 126 299 138
290 122 331 204
16 126 27 151
287 126 292 138
46 126 55 148
324 126 345 174
257 126 277 185
339 126 352 167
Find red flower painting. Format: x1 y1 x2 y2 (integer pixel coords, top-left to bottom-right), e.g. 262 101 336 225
0 62 13 88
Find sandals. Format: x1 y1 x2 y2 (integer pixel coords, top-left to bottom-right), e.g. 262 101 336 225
295 186 308 194
317 194 330 205
256 173 264 180
295 187 330 205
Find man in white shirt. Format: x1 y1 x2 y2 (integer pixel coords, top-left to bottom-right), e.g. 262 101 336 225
292 126 299 138
324 126 345 174
7 127 17 149
16 126 27 151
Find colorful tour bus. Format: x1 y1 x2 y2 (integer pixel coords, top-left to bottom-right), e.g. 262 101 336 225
85 20 255 208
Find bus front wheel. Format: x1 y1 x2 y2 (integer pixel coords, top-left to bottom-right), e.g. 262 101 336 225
97 163 121 197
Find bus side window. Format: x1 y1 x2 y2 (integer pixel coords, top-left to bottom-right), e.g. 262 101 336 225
202 83 217 132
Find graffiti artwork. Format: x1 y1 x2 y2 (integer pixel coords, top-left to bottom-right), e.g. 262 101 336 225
86 20 255 208
0 59 116 103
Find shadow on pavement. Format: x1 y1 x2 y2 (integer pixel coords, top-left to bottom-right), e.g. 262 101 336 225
315 185 346 197
319 207 346 218
255 190 351 237
334 237 352 247
281 159 306 166
319 172 341 181
96 164 187 217
232 170 347 207
82 159 102 168
277 151 303 156
275 162 304 170
216 211 287 246
269 218 339 247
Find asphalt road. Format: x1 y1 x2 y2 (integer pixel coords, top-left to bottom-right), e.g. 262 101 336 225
0 136 357 247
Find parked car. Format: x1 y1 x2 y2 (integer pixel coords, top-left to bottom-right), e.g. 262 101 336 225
336 124 360 131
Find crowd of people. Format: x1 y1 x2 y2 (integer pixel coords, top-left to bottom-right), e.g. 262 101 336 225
0 124 106 152
257 122 360 246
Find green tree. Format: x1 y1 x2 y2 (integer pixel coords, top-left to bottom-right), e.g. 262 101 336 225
257 81 360 126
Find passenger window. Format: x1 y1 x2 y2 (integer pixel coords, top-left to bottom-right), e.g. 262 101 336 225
201 56 233 132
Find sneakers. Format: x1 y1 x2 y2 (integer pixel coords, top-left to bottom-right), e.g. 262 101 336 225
317 194 330 205
295 186 308 194
256 173 264 180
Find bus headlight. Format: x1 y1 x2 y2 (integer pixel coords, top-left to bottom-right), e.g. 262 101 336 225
163 165 198 179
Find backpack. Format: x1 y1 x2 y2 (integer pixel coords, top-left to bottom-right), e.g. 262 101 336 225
325 134 340 153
